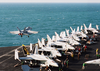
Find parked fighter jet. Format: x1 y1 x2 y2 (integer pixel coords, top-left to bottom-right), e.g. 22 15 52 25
37 39 62 57
66 28 81 41
58 31 81 45
47 34 75 51
83 23 99 34
70 26 88 38
10 27 38 37
66 29 81 43
96 25 99 30
82 59 100 69
15 44 58 67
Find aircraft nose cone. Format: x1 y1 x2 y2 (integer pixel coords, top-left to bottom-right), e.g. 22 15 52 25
52 63 58 67
59 54 62 57
76 42 81 45
85 61 92 64
55 63 58 67
57 53 61 57
77 39 80 41
57 52 62 57
68 47 75 50
50 60 58 67
85 60 96 64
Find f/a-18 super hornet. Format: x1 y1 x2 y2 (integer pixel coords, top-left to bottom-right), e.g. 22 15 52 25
10 27 38 37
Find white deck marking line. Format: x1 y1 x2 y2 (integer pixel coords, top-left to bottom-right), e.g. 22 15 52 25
0 46 22 58
0 45 30 64
0 56 13 64
5 54 14 56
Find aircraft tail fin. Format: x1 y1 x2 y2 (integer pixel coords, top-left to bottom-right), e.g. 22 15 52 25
47 34 52 42
55 32 58 36
83 24 87 29
47 34 51 47
47 41 51 47
34 44 38 54
55 32 60 41
70 27 75 33
60 31 66 38
26 27 32 30
96 25 99 30
60 32 63 38
23 27 26 32
89 23 92 28
66 29 69 36
30 43 33 52
73 29 75 33
63 31 66 37
41 38 45 46
77 26 79 32
64 31 66 37
38 39 43 48
80 25 83 31
52 35 55 41
83 24 88 34
14 49 21 61
70 27 73 32
17 27 21 32
22 44 30 55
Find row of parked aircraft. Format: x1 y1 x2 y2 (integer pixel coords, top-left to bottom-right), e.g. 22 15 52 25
15 44 58 67
14 23 99 70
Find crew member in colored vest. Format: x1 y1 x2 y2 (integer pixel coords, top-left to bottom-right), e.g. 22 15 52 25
83 45 87 52
78 47 81 60
96 48 99 58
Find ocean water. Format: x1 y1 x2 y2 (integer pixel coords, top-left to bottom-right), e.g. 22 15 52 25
0 3 100 47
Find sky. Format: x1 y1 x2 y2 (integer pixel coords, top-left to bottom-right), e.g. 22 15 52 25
0 0 100 3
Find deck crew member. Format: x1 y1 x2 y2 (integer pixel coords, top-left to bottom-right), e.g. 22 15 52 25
40 65 42 71
66 56 69 68
78 52 81 60
96 48 99 58
83 45 87 52
71 51 74 60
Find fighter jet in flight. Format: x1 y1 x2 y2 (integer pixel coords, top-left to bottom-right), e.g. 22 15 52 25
10 27 38 37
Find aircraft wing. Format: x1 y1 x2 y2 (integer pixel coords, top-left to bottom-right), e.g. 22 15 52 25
27 55 47 61
84 59 100 64
9 31 20 34
38 49 51 52
32 57 47 61
19 57 33 60
28 30 38 34
20 56 47 61
57 48 66 51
